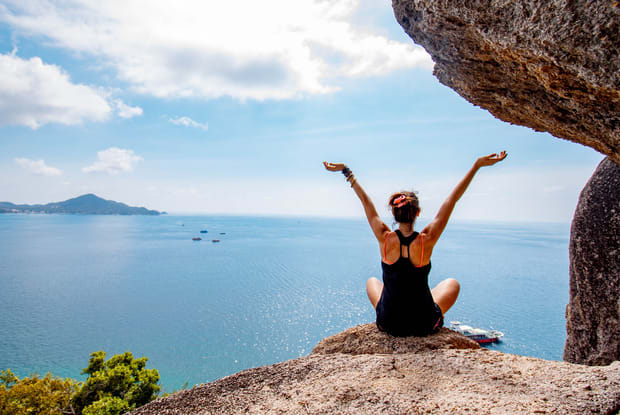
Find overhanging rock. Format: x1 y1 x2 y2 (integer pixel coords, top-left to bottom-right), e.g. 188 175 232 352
392 0 619 163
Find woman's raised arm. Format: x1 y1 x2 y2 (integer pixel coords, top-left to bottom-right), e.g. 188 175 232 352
323 162 389 243
423 151 507 244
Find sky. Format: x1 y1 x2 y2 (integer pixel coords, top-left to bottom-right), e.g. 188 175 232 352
0 0 605 223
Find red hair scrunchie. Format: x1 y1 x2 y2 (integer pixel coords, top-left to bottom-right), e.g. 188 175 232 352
392 195 408 208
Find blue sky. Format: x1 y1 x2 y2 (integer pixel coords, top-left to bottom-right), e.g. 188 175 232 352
0 0 604 222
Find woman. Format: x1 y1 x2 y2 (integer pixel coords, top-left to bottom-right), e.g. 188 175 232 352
323 152 507 337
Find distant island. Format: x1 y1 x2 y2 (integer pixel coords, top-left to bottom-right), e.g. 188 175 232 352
0 194 163 215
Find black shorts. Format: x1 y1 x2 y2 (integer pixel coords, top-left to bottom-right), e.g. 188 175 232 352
376 302 444 337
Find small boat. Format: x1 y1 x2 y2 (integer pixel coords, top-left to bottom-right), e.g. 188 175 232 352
219 232 226 235
200 230 208 233
449 321 503 344
211 239 220 243
192 237 202 241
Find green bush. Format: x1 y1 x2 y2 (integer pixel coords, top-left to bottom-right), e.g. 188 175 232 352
0 369 78 415
72 351 161 414
1 351 161 415
82 396 130 415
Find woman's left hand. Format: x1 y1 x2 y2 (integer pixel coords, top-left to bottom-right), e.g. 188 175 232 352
475 151 507 168
323 161 347 172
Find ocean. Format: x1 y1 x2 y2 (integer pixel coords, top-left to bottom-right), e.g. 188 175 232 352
0 214 570 391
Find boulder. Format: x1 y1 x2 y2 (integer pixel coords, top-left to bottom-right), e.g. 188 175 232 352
564 157 620 365
312 323 479 355
392 0 619 163
130 325 620 414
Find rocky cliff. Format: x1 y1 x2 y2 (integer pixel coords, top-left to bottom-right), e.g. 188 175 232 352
392 0 620 366
130 324 620 414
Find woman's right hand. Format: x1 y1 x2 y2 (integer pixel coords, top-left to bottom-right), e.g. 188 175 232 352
323 161 347 172
475 151 507 168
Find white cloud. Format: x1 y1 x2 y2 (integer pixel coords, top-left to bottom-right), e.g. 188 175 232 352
0 52 111 128
15 157 63 176
82 147 143 174
0 0 432 100
113 99 143 119
169 116 208 131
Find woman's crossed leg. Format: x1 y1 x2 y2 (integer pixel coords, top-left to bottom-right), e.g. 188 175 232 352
366 277 459 316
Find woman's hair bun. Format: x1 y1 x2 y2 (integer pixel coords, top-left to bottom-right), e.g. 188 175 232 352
389 191 419 224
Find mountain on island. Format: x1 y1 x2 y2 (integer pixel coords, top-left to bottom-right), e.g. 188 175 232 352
0 194 162 215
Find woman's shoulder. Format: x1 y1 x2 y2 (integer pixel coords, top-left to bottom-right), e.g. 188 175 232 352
418 225 436 243
382 230 400 251
383 229 397 242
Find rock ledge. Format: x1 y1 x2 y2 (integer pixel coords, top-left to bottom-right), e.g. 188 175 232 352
130 325 620 414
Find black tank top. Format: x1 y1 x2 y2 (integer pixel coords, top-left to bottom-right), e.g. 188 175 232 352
376 230 440 336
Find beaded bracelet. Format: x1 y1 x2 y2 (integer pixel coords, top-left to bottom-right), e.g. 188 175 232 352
346 174 357 187
342 167 352 178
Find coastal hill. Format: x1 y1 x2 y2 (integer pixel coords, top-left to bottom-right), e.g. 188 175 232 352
0 194 162 215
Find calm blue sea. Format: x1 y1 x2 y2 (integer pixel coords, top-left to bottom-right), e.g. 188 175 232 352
0 214 569 391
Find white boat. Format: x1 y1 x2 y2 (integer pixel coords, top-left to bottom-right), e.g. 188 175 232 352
450 321 504 344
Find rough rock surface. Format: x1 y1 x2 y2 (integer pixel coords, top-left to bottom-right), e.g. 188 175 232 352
130 326 620 414
392 0 619 163
564 158 620 365
312 323 479 354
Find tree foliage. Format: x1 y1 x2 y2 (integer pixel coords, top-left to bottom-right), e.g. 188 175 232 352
71 351 161 414
0 369 78 415
1 351 161 415
82 396 130 415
